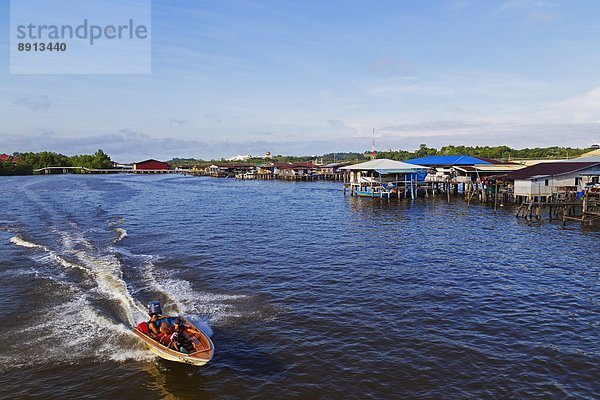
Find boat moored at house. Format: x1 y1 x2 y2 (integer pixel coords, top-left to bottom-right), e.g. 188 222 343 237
340 159 427 199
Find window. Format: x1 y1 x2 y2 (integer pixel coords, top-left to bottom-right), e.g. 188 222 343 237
545 179 549 186
575 177 582 186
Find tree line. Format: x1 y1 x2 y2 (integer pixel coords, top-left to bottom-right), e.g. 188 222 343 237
0 150 113 175
167 145 592 166
1 145 593 176
376 144 590 162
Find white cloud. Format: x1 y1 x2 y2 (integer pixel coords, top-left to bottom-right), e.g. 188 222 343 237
168 117 188 127
554 87 600 122
14 95 52 111
500 0 553 11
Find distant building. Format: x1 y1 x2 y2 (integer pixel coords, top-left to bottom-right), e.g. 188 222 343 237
0 154 17 163
576 148 600 161
277 162 320 177
404 155 522 183
133 159 169 171
208 163 255 177
503 162 600 202
113 162 133 170
264 151 272 159
320 162 351 175
341 159 427 198
226 154 252 162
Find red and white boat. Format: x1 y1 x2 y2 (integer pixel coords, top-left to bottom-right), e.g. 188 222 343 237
133 302 214 366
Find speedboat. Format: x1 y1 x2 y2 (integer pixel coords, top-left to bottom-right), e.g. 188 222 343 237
133 302 214 366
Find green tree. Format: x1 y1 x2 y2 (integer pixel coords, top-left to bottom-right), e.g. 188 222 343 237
16 151 71 170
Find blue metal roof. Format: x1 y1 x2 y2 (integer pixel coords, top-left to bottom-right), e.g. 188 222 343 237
404 155 490 166
374 169 424 174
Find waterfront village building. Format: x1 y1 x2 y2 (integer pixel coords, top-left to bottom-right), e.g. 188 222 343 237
340 159 427 199
207 163 255 177
571 148 600 163
404 155 523 185
320 162 351 175
256 162 320 178
503 162 600 203
132 159 169 171
277 162 319 178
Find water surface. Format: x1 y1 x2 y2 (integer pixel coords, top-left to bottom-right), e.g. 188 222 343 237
0 174 597 399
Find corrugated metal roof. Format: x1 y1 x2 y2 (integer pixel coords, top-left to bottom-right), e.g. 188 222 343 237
580 148 600 157
404 155 491 166
503 162 600 180
569 155 600 163
374 169 423 174
340 159 426 171
454 164 524 173
321 162 350 168
477 157 518 165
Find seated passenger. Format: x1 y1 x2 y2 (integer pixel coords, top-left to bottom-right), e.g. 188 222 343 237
167 320 190 353
148 313 168 337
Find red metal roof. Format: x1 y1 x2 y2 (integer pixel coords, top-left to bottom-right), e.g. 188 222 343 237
0 154 17 163
134 159 169 170
504 162 600 180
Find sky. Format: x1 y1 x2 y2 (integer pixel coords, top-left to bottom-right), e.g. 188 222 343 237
1 0 600 162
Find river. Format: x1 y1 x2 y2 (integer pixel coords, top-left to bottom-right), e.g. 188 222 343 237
0 174 597 399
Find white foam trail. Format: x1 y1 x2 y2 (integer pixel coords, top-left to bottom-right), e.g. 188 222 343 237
114 227 128 243
0 225 17 233
157 274 245 330
117 250 244 332
10 235 49 250
108 217 126 227
73 250 147 325
55 230 148 324
0 294 155 372
10 234 146 326
10 229 236 357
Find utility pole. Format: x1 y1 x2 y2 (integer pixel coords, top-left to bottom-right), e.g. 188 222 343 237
371 128 376 160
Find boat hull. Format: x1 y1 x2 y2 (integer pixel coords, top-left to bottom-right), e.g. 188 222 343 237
133 317 214 366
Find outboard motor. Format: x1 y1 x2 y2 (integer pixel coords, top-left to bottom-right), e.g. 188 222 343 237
147 300 162 316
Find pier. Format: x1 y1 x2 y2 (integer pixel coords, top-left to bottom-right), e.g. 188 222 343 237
33 167 176 175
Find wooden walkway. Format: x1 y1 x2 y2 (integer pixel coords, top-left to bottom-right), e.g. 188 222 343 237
33 167 176 174
515 201 581 220
515 198 600 226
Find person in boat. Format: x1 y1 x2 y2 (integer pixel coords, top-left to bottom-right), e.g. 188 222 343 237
167 319 190 353
147 301 169 338
148 313 168 337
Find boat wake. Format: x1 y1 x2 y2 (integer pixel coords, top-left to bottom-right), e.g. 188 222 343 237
114 227 128 243
10 234 145 326
5 226 244 370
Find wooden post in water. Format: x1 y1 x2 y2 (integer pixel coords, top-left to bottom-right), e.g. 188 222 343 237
494 183 498 212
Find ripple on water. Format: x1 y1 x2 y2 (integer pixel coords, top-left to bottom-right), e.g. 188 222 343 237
0 176 598 399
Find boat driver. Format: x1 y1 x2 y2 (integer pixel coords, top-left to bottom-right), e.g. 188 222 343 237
148 312 168 337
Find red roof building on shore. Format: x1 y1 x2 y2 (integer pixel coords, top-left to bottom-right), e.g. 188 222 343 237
0 154 18 163
133 159 169 170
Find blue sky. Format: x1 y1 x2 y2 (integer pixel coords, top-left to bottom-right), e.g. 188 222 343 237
1 0 600 161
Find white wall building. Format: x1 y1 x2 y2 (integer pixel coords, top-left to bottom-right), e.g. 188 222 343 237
506 162 600 202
